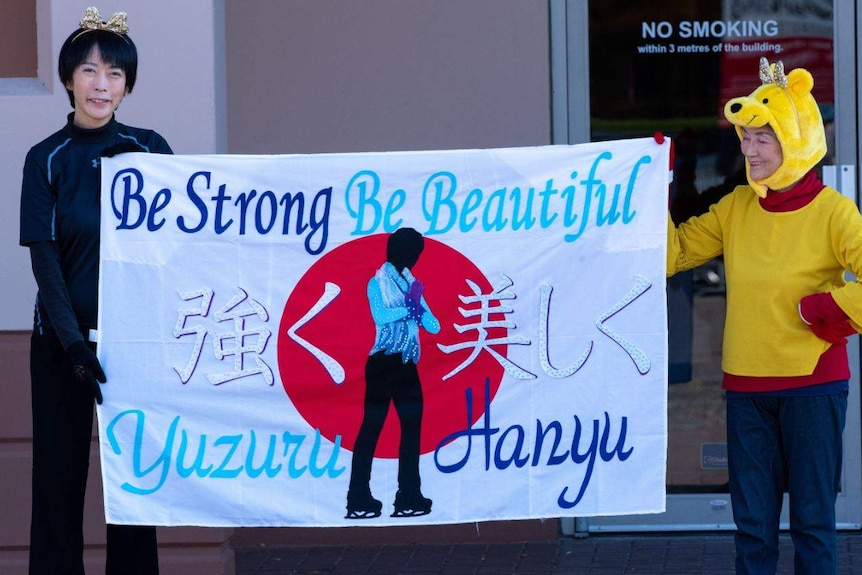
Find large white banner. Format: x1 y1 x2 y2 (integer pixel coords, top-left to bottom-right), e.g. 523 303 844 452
97 138 670 527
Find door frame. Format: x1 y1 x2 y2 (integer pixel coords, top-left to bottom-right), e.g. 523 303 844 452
551 0 862 533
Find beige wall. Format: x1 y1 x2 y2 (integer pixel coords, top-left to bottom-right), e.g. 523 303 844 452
0 1 555 571
225 0 551 154
0 0 226 330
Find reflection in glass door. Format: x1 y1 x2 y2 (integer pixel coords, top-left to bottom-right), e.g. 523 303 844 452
552 0 861 532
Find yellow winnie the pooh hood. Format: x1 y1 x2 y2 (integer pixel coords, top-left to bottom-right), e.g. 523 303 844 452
723 57 827 197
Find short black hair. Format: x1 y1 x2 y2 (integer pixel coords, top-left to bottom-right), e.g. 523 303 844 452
387 228 424 271
58 28 138 108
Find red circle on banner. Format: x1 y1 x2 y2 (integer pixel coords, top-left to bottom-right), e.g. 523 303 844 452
277 234 506 458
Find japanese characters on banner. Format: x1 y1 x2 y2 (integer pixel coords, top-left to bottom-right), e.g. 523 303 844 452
97 138 670 527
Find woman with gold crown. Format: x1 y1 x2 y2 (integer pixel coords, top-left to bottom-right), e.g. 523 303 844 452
666 58 862 574
19 7 171 573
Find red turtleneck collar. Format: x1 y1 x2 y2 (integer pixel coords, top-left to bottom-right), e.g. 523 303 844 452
759 170 825 212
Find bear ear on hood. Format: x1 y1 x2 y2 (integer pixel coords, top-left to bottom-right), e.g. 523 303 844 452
787 67 815 99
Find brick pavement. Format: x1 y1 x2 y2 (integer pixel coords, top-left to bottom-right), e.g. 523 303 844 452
235 532 862 574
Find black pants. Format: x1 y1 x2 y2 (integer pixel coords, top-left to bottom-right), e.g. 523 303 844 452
349 351 424 496
29 334 158 575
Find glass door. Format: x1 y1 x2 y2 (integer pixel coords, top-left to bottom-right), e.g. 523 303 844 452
552 0 861 532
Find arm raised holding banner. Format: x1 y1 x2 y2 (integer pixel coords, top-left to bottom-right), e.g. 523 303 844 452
665 57 862 574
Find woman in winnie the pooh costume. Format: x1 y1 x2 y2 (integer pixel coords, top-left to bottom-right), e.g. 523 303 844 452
667 57 861 575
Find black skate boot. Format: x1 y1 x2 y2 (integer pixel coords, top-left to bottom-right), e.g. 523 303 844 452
345 489 382 519
391 489 432 517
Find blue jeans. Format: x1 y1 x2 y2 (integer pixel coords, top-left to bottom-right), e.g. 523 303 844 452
726 391 847 575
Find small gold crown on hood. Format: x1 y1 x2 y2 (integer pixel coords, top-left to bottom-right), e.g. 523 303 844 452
724 57 826 197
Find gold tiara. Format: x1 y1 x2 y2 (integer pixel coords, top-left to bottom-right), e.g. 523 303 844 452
758 57 788 89
78 7 129 35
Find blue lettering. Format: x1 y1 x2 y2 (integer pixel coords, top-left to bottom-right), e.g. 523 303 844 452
255 190 278 234
106 410 175 495
306 187 332 255
308 429 346 478
246 430 282 479
176 429 213 478
601 412 634 462
423 171 458 235
434 379 634 510
494 424 529 469
234 189 258 235
539 178 560 228
177 171 210 233
279 192 305 235
558 413 633 508
108 147 652 249
211 434 244 478
559 416 599 508
597 185 621 226
509 186 536 231
434 382 498 473
383 189 406 233
110 168 146 230
147 188 171 231
345 170 383 235
623 156 650 223
564 152 609 242
104 410 345 493
482 187 509 232
532 420 569 466
212 183 233 235
282 431 308 478
461 189 482 231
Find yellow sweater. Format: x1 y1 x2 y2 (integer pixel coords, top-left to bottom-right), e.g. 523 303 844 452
667 185 862 377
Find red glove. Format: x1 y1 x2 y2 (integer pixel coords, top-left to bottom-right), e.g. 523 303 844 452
799 292 856 344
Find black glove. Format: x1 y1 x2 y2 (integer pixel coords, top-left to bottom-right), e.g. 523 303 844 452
66 340 107 404
100 140 146 158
